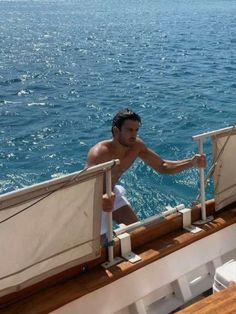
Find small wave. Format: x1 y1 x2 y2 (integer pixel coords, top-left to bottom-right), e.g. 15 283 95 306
0 73 38 87
224 66 236 72
27 102 46 107
17 89 32 96
20 74 32 81
51 173 65 179
0 78 22 86
0 100 21 106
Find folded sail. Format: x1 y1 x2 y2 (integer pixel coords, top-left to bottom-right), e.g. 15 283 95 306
212 130 236 211
0 168 103 297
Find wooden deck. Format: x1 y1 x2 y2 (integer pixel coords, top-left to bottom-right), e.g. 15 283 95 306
176 284 236 314
0 201 236 314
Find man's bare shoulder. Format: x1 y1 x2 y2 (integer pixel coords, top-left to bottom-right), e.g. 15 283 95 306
136 137 148 152
86 140 112 166
89 140 112 154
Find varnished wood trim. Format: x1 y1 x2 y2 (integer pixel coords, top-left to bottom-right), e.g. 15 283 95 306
176 284 236 313
1 200 236 313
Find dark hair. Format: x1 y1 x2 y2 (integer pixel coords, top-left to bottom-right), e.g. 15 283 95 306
111 108 141 135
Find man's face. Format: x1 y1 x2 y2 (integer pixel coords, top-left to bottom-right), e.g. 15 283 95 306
116 119 140 147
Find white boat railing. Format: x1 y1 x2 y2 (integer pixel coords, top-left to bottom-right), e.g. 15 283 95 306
0 159 120 297
193 125 235 222
114 204 185 236
0 159 120 210
104 160 121 266
192 126 235 141
115 125 236 235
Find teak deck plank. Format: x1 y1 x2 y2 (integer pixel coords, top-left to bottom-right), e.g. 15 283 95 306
1 204 236 314
176 284 236 314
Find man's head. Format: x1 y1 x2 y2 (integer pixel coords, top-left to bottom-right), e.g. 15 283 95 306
112 108 141 147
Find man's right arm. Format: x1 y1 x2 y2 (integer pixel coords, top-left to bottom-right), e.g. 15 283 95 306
86 144 115 212
86 143 107 167
86 146 99 167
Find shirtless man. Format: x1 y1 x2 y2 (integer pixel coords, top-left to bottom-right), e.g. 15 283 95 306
86 108 206 233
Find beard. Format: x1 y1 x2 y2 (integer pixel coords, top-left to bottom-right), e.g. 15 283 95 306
118 136 136 147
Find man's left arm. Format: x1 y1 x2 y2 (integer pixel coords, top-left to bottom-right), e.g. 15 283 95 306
139 144 206 174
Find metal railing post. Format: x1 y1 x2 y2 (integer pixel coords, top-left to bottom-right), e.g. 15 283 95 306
105 169 114 263
101 159 123 268
198 139 207 221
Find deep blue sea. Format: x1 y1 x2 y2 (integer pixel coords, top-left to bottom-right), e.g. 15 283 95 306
0 0 235 219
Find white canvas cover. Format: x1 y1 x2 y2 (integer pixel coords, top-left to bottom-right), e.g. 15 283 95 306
212 130 236 211
0 168 103 297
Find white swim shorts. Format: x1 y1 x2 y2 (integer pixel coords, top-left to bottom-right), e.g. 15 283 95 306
101 185 130 235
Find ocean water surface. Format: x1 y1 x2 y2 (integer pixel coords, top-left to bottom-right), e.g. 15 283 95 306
0 0 236 219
